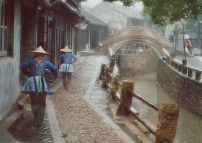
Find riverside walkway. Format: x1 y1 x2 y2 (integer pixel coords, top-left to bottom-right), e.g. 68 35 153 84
10 51 202 143
11 53 136 143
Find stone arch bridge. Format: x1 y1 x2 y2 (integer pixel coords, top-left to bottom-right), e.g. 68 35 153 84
98 26 173 56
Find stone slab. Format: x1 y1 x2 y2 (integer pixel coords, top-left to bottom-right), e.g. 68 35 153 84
0 128 19 143
0 111 23 133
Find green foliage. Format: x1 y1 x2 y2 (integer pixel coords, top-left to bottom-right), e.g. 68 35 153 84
104 0 202 26
142 0 202 25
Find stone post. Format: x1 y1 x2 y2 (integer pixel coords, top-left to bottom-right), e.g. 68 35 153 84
101 58 116 88
99 64 106 80
101 67 111 88
109 58 115 72
109 73 121 100
182 66 187 75
116 80 134 116
155 103 180 143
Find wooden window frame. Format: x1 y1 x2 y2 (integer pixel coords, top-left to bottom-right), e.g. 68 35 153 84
0 0 7 57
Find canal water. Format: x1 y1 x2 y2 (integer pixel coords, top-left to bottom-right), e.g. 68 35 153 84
121 72 202 143
92 55 202 142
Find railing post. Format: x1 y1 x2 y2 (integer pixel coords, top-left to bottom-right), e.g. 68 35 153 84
109 58 115 72
195 71 201 80
116 80 134 116
182 66 187 75
101 59 115 88
101 66 112 88
109 73 120 100
155 103 180 143
99 64 106 80
188 69 193 78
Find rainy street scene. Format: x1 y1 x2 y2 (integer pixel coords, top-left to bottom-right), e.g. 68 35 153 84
1 0 202 143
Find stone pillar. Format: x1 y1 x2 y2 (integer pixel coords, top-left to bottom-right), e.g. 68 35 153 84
155 103 180 143
101 66 112 88
99 64 106 80
101 58 115 88
109 73 120 100
109 58 115 72
116 80 134 116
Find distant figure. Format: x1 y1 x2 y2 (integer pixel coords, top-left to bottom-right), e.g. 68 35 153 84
99 42 103 47
20 46 58 127
185 38 192 55
59 46 77 91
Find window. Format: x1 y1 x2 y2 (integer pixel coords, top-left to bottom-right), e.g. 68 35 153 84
0 0 7 56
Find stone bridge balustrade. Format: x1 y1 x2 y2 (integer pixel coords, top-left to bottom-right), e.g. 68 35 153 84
170 59 202 81
99 25 173 57
158 58 202 116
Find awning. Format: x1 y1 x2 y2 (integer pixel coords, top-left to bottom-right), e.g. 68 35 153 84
51 0 85 22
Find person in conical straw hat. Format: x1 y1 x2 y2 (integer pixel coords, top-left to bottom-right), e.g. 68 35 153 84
59 46 78 91
29 45 52 55
20 46 58 127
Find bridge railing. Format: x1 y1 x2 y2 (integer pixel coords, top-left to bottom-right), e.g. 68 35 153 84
99 57 180 143
169 58 202 81
102 25 173 48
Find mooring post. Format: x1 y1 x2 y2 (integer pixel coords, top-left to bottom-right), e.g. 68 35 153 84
109 73 121 100
101 58 115 88
116 80 134 116
109 58 115 72
99 64 106 80
155 103 180 143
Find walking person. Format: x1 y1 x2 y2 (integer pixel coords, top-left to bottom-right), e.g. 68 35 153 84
20 46 58 127
185 38 193 55
59 46 78 91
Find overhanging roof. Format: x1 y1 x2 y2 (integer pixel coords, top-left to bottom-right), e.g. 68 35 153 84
51 0 85 22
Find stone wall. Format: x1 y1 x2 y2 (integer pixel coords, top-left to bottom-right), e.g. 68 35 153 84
119 49 159 76
0 0 21 120
157 59 202 116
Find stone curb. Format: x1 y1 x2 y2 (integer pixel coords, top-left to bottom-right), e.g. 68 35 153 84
83 59 135 143
46 81 66 143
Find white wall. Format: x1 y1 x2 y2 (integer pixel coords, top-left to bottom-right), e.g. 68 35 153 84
0 0 21 120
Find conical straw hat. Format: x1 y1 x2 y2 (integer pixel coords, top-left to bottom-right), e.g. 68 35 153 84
29 46 51 55
60 46 72 52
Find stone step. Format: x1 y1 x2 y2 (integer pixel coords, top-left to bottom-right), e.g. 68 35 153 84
0 111 23 143
0 127 20 143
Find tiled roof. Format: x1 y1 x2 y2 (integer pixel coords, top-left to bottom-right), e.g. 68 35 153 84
81 10 107 25
92 2 142 19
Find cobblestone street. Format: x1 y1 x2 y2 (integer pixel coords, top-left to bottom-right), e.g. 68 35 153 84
11 54 135 143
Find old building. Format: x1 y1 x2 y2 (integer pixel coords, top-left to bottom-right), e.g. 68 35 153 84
0 0 86 122
0 0 21 121
76 8 109 52
86 2 142 35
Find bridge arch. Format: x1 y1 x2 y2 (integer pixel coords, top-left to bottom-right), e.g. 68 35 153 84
100 26 173 56
113 39 164 56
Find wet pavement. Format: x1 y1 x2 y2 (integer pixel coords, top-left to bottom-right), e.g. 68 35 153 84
174 54 202 70
10 52 202 143
11 111 53 143
11 53 138 143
